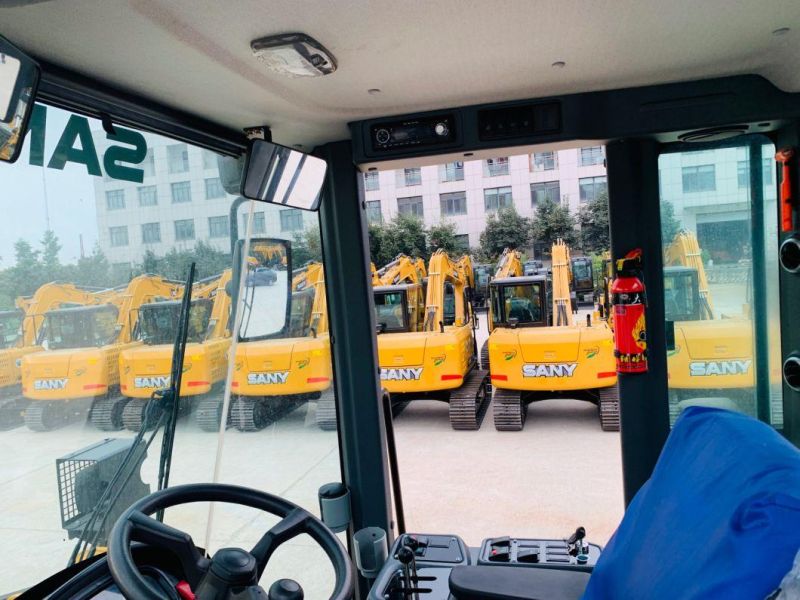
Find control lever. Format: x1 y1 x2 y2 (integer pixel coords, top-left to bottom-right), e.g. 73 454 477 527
397 545 419 600
567 526 587 557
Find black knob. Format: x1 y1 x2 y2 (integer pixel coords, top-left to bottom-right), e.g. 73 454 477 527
375 128 391 145
268 578 304 600
403 535 420 551
397 545 415 565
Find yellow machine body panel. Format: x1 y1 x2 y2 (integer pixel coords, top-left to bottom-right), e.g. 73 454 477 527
378 325 474 394
489 324 616 392
232 334 332 396
667 319 754 389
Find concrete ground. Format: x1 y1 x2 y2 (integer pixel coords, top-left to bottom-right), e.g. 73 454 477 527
0 303 624 598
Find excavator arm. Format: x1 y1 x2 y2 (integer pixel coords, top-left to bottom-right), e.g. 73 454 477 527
424 250 470 331
494 248 524 279
17 283 106 346
551 240 574 327
664 230 714 319
375 254 427 287
204 269 233 339
112 275 185 344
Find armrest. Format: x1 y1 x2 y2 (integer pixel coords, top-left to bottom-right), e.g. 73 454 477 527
449 565 590 600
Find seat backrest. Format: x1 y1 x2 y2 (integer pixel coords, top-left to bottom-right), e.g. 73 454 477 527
582 406 800 600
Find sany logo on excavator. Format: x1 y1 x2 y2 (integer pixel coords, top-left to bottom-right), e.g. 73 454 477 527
381 368 423 381
689 360 751 376
247 372 290 385
522 364 578 378
134 376 170 388
33 378 68 390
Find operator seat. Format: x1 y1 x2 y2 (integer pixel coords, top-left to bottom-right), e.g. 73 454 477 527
449 406 800 600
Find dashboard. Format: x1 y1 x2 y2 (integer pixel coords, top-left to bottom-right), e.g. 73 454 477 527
369 532 601 600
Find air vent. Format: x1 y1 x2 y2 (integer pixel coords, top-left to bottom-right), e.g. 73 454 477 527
678 125 749 143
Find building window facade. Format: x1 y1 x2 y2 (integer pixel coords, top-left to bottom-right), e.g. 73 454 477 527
141 149 156 178
738 158 774 188
682 165 716 193
579 176 607 203
205 177 224 199
141 222 161 243
202 150 218 170
366 200 382 224
484 157 509 177
167 144 189 174
439 161 464 182
397 196 424 218
531 152 557 171
208 215 229 238
253 212 266 233
364 172 380 191
171 181 192 204
280 209 303 232
105 190 125 210
174 219 195 241
397 168 422 187
531 181 560 206
109 225 129 247
484 186 513 213
440 191 467 216
580 146 604 166
137 185 157 207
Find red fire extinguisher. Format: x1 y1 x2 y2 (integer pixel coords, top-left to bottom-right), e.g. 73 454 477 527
611 249 648 374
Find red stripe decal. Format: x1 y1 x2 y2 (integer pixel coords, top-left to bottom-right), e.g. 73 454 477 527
186 381 210 387
441 374 463 381
597 371 616 379
491 374 508 381
307 377 330 384
83 384 106 390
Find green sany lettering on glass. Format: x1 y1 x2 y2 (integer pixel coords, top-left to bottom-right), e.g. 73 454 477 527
47 114 102 176
104 126 147 183
27 103 47 167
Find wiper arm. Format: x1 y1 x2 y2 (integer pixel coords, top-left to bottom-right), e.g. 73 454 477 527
155 262 195 521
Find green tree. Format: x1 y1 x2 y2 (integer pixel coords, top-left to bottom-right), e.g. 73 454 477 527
368 223 393 267
530 198 576 256
40 230 63 282
6 240 44 297
479 207 531 259
141 249 160 274
69 245 112 288
368 215 428 267
660 200 682 243
577 191 610 253
427 222 460 254
292 228 323 266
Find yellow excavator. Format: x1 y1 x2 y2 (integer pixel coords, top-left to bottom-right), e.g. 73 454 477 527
0 283 106 428
486 241 619 431
373 254 427 334
221 255 335 432
118 269 233 430
663 230 754 421
20 275 184 431
376 250 488 430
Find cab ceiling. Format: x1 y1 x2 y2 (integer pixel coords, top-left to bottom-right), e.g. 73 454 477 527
1 0 798 149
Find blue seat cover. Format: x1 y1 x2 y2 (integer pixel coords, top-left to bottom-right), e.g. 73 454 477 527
583 406 800 600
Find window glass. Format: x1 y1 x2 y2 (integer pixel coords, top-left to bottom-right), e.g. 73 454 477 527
398 195 424 218
0 103 342 597
440 161 464 182
280 208 303 232
205 176 224 199
484 157 509 177
500 283 544 324
531 181 560 206
580 146 604 166
531 152 557 171
483 186 513 212
366 199 382 224
440 191 467 216
374 291 407 332
364 171 380 191
396 167 422 187
579 176 607 203
659 141 782 429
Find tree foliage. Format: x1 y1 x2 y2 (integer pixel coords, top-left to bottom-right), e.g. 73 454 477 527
478 207 531 260
427 222 461 254
530 198 576 256
292 228 323 266
660 200 682 243
577 191 610 253
368 214 428 266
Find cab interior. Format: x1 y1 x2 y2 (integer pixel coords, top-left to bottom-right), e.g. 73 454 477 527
1 1 800 599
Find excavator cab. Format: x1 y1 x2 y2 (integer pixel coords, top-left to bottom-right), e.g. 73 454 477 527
135 298 214 345
374 288 410 333
41 305 120 350
663 267 702 323
0 309 23 348
490 277 549 328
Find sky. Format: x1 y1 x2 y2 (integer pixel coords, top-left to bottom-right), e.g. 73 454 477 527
0 106 98 267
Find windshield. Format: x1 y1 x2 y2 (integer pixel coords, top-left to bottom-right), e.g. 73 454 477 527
0 310 23 348
137 299 213 344
664 270 699 322
0 103 343 597
572 260 592 282
495 283 544 325
374 290 408 332
44 305 119 349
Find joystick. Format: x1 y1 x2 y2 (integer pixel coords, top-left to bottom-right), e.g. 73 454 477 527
397 545 419 600
566 526 587 557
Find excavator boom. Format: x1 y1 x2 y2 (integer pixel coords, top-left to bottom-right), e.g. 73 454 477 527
664 230 714 319
551 240 574 327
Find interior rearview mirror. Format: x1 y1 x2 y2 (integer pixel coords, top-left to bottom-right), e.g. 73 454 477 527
241 140 327 211
0 35 40 163
232 238 292 340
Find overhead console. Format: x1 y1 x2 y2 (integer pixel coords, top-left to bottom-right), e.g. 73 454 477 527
368 530 599 600
350 75 800 167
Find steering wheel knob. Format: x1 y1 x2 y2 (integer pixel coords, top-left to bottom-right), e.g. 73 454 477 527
209 547 258 585
268 578 304 599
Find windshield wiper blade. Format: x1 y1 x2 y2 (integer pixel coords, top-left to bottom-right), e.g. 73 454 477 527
155 262 195 521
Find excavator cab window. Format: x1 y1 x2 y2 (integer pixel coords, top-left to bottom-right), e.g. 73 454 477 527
44 305 119 350
374 290 408 333
663 268 700 322
0 310 22 348
288 288 314 337
492 282 545 326
443 283 456 326
137 299 214 345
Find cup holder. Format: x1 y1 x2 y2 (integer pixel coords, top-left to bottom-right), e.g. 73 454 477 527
784 354 800 393
780 235 800 274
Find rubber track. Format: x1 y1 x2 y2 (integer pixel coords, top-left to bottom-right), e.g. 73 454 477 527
195 396 227 432
24 401 74 432
122 398 162 432
448 369 490 431
231 396 306 432
90 396 129 431
598 384 620 432
0 396 27 430
493 387 526 431
315 389 337 431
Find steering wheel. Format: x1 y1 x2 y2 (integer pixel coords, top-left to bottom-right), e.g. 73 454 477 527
107 483 354 600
